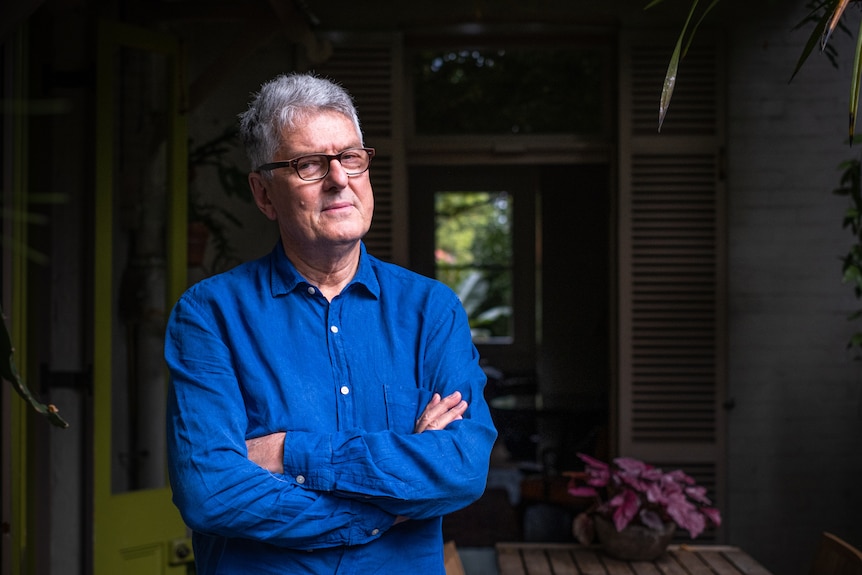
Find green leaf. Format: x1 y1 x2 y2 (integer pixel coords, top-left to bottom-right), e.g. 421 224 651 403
659 37 682 132
643 0 668 9
848 331 862 350
659 0 700 131
849 17 862 141
790 8 831 82
842 264 862 283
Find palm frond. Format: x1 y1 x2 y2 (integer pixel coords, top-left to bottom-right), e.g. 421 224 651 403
850 18 862 141
790 8 832 81
821 0 851 50
658 0 700 131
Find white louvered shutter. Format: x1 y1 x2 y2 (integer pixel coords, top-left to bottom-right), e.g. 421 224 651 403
311 35 406 265
618 30 727 541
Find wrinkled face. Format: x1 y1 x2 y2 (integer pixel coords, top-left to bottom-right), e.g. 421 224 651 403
248 111 373 254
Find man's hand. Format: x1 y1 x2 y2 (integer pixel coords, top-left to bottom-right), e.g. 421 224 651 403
246 432 286 473
414 391 468 433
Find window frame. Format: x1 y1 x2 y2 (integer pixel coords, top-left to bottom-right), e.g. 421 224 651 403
408 165 538 370
404 25 617 150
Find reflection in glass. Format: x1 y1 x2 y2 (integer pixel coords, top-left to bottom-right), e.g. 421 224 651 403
435 191 513 341
110 46 170 493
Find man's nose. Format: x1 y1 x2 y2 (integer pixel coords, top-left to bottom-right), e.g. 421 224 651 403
323 158 350 187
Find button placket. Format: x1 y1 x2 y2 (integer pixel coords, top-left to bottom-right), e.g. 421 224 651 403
327 299 355 428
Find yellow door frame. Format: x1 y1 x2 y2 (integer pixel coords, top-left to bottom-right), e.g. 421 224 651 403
6 22 34 575
93 20 189 575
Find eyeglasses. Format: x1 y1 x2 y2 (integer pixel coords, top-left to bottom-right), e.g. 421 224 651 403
256 147 376 182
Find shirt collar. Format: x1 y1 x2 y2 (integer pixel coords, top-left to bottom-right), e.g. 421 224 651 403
269 241 380 299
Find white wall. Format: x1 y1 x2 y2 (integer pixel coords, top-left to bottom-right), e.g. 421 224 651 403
726 3 862 572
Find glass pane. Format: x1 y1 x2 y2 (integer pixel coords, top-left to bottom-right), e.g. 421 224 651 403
110 45 170 493
413 47 605 135
435 191 513 341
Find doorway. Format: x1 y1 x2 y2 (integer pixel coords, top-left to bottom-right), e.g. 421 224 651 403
408 162 611 544
408 163 612 473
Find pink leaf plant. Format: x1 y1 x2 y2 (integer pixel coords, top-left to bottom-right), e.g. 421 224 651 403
567 453 722 544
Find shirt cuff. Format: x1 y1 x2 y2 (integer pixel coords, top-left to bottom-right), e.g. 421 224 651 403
346 500 396 546
282 430 335 491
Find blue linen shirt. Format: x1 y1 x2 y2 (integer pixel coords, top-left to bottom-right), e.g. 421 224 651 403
165 242 497 574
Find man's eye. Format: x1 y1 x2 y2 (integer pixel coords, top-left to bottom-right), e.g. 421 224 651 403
297 157 323 171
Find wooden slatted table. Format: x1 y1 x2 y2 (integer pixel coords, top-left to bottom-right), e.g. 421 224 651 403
496 542 774 575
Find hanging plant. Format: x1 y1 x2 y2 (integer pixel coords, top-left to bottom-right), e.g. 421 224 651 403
648 0 860 141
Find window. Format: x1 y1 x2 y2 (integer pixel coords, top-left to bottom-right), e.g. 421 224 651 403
435 191 513 342
412 45 607 135
409 167 537 371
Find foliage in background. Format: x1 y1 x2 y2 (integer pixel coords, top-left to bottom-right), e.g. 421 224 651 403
649 0 860 140
653 0 862 355
833 151 862 354
188 125 251 273
435 192 513 339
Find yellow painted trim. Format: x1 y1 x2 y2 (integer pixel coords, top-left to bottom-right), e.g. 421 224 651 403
92 19 114 515
167 36 189 309
8 23 32 575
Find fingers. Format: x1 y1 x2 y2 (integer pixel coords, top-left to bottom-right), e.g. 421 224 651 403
246 432 286 473
414 391 468 433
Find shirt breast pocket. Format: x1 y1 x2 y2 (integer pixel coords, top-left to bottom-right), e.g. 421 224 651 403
383 382 433 434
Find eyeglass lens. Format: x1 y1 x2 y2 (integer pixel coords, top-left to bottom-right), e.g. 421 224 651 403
295 149 371 181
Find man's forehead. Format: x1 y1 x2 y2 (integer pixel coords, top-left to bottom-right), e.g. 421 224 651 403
280 111 361 151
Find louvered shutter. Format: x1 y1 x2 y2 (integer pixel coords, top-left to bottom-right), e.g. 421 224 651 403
618 31 727 541
311 35 406 265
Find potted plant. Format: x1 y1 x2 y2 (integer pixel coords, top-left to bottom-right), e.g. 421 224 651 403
567 453 722 560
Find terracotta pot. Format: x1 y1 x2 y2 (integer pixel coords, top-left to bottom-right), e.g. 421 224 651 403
593 514 676 561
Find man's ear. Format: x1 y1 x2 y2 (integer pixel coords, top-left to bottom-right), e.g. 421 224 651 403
248 172 278 221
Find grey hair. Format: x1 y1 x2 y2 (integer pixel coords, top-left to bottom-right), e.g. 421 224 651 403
238 73 363 174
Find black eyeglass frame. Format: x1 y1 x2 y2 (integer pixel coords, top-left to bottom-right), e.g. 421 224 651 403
255 147 376 181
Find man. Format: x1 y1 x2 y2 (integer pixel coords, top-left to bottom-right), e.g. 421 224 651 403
165 73 497 574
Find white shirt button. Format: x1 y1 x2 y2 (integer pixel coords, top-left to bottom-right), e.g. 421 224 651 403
295 475 306 484
371 529 379 536
340 386 350 395
330 325 339 334
307 286 316 295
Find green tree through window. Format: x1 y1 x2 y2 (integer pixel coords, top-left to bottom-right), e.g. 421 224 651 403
435 191 513 341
